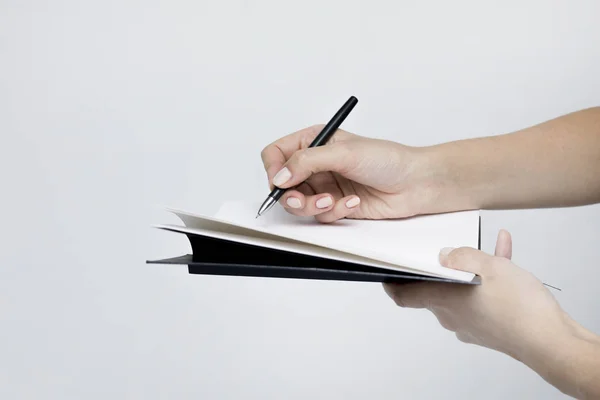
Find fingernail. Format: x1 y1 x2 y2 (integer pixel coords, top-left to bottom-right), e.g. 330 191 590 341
316 196 333 209
273 167 292 187
286 197 302 209
440 247 454 256
345 197 360 208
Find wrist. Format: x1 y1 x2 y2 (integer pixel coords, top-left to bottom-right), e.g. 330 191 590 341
412 142 483 214
517 316 600 399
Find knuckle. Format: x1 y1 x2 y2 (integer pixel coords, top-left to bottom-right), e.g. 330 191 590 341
455 332 469 343
260 146 268 159
391 294 407 308
310 123 325 133
438 317 455 332
294 149 310 166
394 298 407 308
260 146 272 166
299 125 324 148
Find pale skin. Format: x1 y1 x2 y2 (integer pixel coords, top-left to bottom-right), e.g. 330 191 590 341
260 106 600 399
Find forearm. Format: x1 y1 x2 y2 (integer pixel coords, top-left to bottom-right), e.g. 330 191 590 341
424 107 600 211
521 322 600 399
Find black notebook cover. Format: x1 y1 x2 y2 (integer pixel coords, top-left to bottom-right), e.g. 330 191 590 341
146 216 482 285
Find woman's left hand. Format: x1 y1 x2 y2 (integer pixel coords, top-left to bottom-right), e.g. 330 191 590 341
383 230 572 361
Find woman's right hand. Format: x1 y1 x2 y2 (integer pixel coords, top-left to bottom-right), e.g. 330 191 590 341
260 125 449 223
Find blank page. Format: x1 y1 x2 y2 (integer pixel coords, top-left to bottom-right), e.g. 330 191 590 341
165 200 479 282
155 222 463 280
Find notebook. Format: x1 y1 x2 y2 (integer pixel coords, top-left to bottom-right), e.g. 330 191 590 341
147 200 482 284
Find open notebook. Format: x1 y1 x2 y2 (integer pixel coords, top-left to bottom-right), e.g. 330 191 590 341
147 201 482 284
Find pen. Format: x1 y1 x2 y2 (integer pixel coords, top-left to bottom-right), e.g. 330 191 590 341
256 95 359 218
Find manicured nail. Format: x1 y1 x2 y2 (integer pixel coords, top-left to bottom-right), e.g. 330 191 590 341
316 196 333 209
440 247 454 256
286 197 302 209
345 197 360 208
273 167 292 187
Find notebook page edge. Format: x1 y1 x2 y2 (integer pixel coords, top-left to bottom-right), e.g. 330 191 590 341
163 205 476 281
153 223 474 282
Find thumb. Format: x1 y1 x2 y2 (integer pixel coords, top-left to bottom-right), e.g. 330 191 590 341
494 229 512 259
271 144 353 188
438 246 494 275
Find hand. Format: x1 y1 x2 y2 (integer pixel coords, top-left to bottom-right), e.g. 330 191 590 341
260 125 438 222
383 230 573 362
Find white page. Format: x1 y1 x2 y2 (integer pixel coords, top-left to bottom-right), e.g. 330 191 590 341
154 223 464 280
164 200 479 282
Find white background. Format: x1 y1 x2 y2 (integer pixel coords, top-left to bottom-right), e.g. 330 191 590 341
1 1 599 398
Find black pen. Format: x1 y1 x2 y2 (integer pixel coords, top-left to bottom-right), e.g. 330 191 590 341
256 95 359 218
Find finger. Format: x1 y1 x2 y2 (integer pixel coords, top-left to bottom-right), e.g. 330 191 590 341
279 190 307 212
279 183 315 210
295 182 316 196
261 126 322 189
433 310 457 332
279 193 336 217
315 196 361 223
438 246 493 275
304 172 345 200
494 229 512 259
262 125 352 189
382 282 449 309
271 144 355 189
